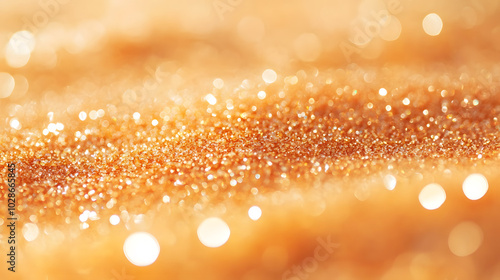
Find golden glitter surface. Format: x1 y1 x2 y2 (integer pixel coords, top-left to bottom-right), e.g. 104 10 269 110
1 0 500 279
4 65 500 222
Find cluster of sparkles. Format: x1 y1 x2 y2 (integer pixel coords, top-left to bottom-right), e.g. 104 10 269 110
1 64 500 231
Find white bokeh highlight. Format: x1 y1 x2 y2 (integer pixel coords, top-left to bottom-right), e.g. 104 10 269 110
462 173 488 200
22 223 39 242
262 69 277 84
423 13 443 36
248 206 262 221
109 214 120 225
5 31 36 68
383 174 396 191
419 183 446 210
123 232 160 266
197 217 230 248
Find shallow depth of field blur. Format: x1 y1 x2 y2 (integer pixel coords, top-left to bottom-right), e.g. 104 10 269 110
2 1 500 280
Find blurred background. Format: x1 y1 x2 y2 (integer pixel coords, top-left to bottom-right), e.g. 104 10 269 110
2 1 500 280
1 0 500 74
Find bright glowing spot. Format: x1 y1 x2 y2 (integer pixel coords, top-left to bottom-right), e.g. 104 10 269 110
423 13 443 36
9 118 21 130
152 119 159 126
293 33 322 62
0 72 15 98
379 88 387 96
248 206 262 221
8 31 36 52
56 122 64 131
380 16 402 41
262 69 277 84
226 100 234 110
448 221 483 257
88 211 98 221
22 223 39 242
197 217 230 248
48 123 57 133
79 211 89 222
213 78 224 89
109 215 120 225
5 30 35 68
89 110 98 120
419 183 446 210
403 98 410 105
383 175 396 190
385 105 392 112
257 91 267 100
79 111 87 121
462 173 488 200
133 112 141 120
205 94 217 105
230 179 237 186
123 232 160 266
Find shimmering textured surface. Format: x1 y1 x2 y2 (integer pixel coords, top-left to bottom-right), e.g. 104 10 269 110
2 0 500 279
3 65 500 226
